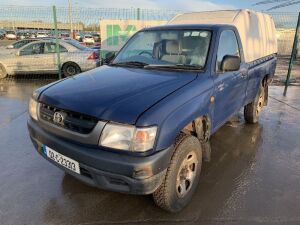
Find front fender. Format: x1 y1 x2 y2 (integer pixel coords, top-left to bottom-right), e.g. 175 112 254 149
136 75 214 151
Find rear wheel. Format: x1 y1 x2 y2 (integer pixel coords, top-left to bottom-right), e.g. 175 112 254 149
62 62 81 77
0 64 7 79
244 85 265 124
153 134 202 212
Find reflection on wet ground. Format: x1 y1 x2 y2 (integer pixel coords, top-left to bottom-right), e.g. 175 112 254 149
0 80 300 225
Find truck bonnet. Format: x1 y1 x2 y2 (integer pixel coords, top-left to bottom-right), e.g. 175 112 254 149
38 65 197 124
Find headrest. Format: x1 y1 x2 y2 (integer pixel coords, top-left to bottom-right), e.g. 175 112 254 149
182 37 207 50
164 40 180 55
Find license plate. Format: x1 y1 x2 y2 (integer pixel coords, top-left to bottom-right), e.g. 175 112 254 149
42 145 80 174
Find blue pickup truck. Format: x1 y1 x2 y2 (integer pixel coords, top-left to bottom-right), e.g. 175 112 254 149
28 10 277 212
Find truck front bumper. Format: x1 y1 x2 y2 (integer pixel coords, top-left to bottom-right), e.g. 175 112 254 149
27 118 172 195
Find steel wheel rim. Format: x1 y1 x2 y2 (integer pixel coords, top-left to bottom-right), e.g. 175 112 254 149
176 151 198 198
67 66 76 75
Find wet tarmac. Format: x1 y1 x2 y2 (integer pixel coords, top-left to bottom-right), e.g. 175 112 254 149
0 80 300 225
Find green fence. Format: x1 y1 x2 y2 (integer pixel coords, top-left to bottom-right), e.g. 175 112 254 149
271 12 300 56
0 6 299 82
0 6 298 56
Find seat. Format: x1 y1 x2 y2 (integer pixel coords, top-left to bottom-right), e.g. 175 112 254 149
182 37 209 67
159 40 186 64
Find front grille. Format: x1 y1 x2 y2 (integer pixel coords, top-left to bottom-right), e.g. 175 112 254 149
39 103 98 134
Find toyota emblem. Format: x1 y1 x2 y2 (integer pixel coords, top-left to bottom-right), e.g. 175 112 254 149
53 112 65 125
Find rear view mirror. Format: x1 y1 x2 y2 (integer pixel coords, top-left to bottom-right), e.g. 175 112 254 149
103 51 115 64
221 55 241 72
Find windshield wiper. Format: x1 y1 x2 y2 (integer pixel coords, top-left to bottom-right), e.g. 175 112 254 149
110 61 149 68
144 64 202 70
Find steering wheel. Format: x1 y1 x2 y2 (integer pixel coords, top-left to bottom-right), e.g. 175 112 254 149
138 51 153 58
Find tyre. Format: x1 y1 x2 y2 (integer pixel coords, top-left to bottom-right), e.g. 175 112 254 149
62 62 81 77
244 84 265 124
0 64 7 79
153 134 202 212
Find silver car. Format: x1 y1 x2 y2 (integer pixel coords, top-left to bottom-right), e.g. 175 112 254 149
0 39 100 79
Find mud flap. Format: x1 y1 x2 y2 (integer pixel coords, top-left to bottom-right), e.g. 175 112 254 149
201 141 211 162
193 117 212 162
264 85 269 106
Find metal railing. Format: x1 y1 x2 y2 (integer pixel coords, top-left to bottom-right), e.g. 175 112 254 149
0 6 298 84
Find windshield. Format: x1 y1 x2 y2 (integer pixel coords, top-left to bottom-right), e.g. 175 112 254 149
113 29 211 69
12 40 35 49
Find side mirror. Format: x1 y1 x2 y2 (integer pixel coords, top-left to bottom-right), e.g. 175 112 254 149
16 51 21 56
6 45 14 49
221 55 241 72
103 51 115 64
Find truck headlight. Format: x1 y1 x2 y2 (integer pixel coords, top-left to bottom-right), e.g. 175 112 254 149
29 98 38 121
99 123 157 152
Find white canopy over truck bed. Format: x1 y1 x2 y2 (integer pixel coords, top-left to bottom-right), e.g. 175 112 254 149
168 10 278 63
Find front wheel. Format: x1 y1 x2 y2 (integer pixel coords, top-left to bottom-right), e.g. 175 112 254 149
244 85 265 124
153 134 202 212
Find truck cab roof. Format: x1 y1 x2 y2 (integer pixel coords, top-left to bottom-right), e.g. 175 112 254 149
167 10 277 63
142 24 234 31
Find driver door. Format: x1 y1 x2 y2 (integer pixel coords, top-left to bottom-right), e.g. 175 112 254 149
13 42 44 74
212 29 247 129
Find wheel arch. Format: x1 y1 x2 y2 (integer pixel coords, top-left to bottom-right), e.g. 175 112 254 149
262 74 270 86
0 62 8 78
154 100 213 151
155 112 213 162
181 115 212 161
181 115 212 143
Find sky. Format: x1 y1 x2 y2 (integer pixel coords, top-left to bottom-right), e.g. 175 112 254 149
0 0 298 11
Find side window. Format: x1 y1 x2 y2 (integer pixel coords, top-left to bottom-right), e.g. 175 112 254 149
59 45 68 53
216 30 240 72
20 43 43 56
44 43 68 54
13 40 29 49
44 42 56 53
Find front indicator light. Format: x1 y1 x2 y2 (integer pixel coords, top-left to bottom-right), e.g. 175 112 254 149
131 127 157 152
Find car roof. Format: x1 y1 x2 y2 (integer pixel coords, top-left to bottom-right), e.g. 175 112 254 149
19 39 65 46
19 39 87 51
16 38 38 42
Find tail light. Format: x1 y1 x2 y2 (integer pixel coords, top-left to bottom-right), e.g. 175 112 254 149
88 51 99 60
